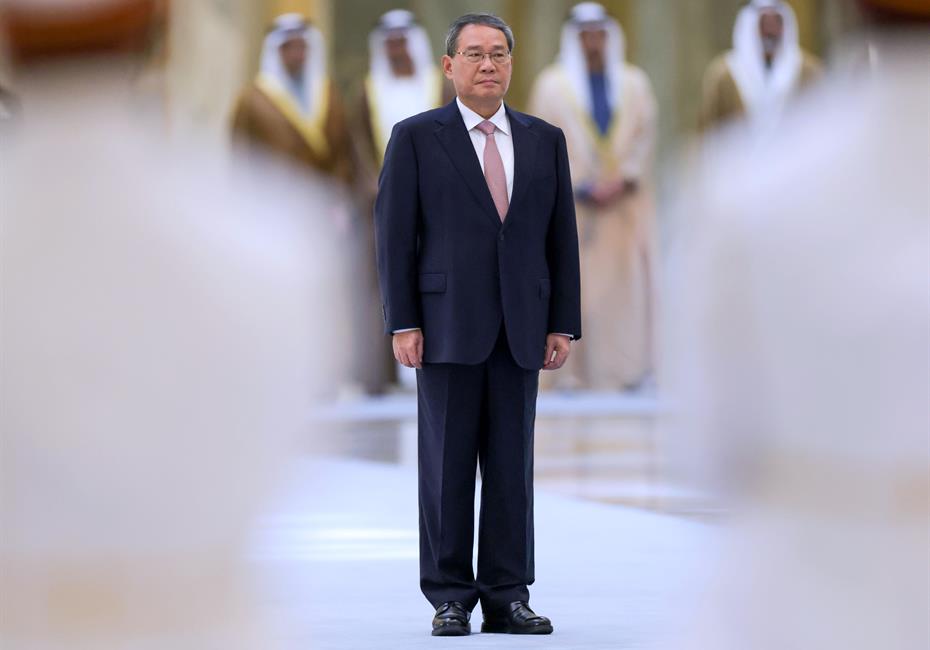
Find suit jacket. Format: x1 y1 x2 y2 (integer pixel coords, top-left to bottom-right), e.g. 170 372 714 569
375 99 582 371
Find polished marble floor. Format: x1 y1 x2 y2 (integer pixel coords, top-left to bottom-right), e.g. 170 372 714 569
250 457 717 649
242 391 719 648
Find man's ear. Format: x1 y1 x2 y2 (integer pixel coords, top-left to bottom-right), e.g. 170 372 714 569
441 55 454 80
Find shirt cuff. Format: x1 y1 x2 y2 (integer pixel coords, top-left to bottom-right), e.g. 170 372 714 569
550 332 574 340
393 328 421 334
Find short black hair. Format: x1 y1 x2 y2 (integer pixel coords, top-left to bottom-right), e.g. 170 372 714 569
444 13 514 57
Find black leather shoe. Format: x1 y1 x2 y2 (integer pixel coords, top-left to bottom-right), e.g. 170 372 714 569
481 601 553 634
431 601 470 636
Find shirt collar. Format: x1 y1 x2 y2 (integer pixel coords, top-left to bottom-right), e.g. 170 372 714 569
456 97 510 135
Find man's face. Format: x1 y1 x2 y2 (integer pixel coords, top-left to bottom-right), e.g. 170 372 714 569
759 11 784 57
441 24 512 107
579 26 608 72
384 31 414 74
279 36 307 78
384 32 410 63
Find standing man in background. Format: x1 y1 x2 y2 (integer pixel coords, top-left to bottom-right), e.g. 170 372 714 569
354 9 450 392
357 9 448 172
232 13 353 183
700 0 822 133
234 13 387 398
375 13 581 637
529 2 657 392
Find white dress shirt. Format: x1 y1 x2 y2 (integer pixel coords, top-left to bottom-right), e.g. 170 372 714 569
456 97 514 201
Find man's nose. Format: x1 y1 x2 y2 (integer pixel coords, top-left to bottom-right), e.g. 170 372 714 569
478 57 496 72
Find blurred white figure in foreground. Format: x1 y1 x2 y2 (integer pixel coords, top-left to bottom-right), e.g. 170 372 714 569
0 2 347 648
664 7 929 650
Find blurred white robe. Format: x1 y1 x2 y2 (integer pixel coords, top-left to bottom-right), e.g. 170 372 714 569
530 60 658 390
664 35 930 650
0 68 348 650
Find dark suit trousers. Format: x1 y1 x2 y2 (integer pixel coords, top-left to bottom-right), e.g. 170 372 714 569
416 326 539 612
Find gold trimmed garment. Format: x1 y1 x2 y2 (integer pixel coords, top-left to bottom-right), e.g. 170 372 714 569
529 61 658 390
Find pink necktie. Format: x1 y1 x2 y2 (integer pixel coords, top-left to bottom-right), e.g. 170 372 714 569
476 120 508 221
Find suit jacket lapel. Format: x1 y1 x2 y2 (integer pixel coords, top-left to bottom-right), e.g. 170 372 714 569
503 107 538 232
434 101 504 230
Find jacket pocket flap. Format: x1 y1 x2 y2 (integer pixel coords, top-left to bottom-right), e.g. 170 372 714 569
419 273 447 293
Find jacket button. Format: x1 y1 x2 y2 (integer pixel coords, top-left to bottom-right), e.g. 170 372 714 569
498 234 505 242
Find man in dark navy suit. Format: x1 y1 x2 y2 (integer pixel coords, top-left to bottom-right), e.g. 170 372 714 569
375 12 581 637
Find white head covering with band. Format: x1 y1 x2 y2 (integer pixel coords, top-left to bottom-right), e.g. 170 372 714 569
368 9 434 84
726 0 803 126
258 13 326 116
366 9 439 160
557 2 626 114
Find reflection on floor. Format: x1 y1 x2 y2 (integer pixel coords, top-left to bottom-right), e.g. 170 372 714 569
243 392 721 647
251 457 717 649
308 391 717 519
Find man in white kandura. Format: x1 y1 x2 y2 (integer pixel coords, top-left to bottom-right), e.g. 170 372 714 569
529 1 658 391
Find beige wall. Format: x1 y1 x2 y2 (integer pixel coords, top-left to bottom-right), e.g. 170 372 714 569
166 1 262 147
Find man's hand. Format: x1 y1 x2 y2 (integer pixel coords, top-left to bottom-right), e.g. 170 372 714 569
394 329 424 369
543 333 571 370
